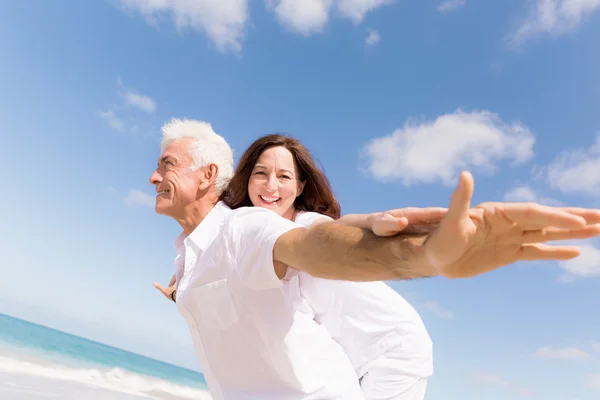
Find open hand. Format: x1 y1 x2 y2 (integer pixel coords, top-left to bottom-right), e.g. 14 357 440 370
425 171 600 279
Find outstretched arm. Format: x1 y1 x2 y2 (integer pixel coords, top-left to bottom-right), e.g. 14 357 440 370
274 223 436 281
275 171 600 282
334 208 446 237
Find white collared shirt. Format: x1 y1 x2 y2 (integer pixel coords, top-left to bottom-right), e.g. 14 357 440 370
174 202 365 400
294 211 433 381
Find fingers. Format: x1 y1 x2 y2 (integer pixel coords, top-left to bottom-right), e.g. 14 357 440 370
169 274 176 287
153 282 171 299
386 207 448 224
446 171 474 222
489 203 587 230
558 207 600 224
372 214 409 237
517 243 581 261
522 224 600 244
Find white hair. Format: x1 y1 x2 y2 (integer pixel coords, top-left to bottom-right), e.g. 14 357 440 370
160 118 234 194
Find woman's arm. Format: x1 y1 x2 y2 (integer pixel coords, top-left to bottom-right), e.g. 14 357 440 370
312 208 447 237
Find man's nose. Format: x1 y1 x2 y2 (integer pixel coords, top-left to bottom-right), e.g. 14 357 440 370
150 170 162 185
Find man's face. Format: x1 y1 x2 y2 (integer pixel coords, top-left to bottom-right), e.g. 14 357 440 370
150 138 203 218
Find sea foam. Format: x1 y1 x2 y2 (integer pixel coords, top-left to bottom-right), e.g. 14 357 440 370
0 355 212 400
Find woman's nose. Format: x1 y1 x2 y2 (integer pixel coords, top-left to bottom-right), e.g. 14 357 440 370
265 175 278 191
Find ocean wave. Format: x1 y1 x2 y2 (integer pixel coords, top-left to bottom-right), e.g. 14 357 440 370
0 355 212 400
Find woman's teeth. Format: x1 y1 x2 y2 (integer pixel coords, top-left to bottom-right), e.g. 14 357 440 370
260 195 279 204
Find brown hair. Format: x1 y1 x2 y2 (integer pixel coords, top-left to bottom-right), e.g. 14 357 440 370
220 134 341 219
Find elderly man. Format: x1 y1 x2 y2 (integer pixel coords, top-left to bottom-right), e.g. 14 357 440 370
150 118 600 399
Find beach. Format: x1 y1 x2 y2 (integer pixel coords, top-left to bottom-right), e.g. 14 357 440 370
0 314 212 400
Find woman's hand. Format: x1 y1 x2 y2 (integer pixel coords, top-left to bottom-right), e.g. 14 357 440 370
370 209 445 237
153 274 177 302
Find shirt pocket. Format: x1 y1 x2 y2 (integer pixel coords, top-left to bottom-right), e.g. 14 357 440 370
184 279 239 330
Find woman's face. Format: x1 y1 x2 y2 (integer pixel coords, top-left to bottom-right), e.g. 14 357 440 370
248 146 305 221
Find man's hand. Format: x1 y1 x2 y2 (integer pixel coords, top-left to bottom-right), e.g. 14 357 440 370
154 274 177 302
424 171 600 279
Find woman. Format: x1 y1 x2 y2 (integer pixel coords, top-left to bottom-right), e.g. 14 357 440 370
157 134 434 400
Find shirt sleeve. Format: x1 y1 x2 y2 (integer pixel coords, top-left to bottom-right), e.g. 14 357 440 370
294 211 333 227
225 207 304 291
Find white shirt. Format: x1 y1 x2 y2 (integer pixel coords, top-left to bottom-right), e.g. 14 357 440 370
173 202 365 400
294 211 433 380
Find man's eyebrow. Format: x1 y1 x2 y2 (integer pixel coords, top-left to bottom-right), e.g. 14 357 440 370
158 156 176 166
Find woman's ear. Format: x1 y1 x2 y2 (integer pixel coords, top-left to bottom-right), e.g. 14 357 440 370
297 180 306 197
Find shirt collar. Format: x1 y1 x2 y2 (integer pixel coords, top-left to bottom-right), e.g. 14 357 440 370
174 201 230 253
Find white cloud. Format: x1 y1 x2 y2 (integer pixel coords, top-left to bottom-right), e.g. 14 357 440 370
558 244 600 281
363 109 535 186
118 0 248 52
124 189 155 208
336 0 394 23
589 373 600 391
437 0 466 13
268 0 332 35
508 0 600 46
504 185 538 202
267 0 393 36
534 346 592 360
547 134 600 196
124 91 156 113
472 372 533 396
365 29 380 45
99 110 125 131
593 342 600 353
420 300 453 319
503 185 562 206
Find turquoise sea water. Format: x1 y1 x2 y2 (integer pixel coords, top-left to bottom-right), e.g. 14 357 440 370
0 313 209 399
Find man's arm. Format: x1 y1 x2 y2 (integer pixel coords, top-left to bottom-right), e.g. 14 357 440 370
273 222 437 281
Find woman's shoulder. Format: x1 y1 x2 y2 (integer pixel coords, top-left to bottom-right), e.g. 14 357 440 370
294 211 334 227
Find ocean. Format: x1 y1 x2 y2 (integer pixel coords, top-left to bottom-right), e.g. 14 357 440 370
0 313 211 399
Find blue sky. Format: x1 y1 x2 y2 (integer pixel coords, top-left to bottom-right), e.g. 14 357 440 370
1 0 600 398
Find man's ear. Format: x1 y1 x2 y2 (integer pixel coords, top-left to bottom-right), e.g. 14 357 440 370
199 164 219 190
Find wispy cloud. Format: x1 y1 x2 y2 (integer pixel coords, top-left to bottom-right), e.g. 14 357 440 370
589 373 600 391
267 0 394 36
558 243 600 282
362 109 535 186
507 0 600 47
365 29 380 46
124 189 155 208
547 133 600 197
503 185 562 206
118 0 248 53
99 110 125 131
534 346 592 360
123 91 156 113
472 372 533 396
420 300 454 319
437 0 466 13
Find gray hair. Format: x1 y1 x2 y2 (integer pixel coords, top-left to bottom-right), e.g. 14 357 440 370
160 118 234 194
